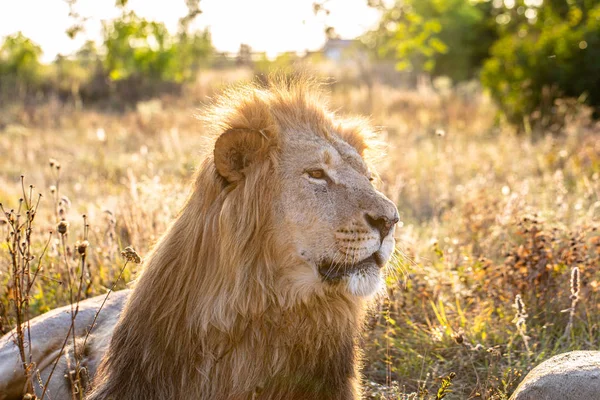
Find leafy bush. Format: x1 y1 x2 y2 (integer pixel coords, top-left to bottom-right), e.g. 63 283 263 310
364 0 497 82
103 11 211 84
0 11 213 105
101 11 213 103
0 32 44 96
481 3 600 129
366 0 600 129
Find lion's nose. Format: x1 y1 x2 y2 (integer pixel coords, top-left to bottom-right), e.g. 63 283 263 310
365 213 399 240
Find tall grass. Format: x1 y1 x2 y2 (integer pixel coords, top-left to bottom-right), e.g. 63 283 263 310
1 75 598 399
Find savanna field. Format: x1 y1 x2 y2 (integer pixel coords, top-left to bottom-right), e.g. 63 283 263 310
1 71 599 399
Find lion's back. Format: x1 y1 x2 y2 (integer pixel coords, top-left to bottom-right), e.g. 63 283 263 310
0 290 130 400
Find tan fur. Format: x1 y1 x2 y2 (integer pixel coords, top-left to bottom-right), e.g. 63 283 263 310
0 77 398 400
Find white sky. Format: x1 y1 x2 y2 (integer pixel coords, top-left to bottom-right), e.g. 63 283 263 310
0 0 382 62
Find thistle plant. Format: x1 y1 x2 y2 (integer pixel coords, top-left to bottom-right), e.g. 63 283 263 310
0 177 47 395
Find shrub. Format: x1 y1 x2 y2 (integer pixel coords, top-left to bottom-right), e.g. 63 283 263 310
481 3 600 129
363 0 498 82
0 32 44 97
101 11 213 103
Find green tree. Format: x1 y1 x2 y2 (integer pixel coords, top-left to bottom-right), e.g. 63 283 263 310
364 0 497 81
481 1 600 128
173 30 213 82
0 32 43 96
100 10 213 102
102 11 212 83
103 11 177 82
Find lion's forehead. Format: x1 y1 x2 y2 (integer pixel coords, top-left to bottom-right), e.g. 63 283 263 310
282 132 369 176
331 139 369 175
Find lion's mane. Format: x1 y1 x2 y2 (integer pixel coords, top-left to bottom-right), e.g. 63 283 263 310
88 79 373 400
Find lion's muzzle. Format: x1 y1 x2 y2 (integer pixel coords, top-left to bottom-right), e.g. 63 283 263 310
318 251 385 282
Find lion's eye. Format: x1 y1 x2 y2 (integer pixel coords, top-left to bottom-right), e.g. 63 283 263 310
307 169 327 180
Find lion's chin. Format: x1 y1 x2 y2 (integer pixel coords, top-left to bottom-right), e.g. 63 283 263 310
318 253 386 297
344 266 384 297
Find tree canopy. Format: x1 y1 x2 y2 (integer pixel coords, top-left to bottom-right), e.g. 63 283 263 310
365 0 600 128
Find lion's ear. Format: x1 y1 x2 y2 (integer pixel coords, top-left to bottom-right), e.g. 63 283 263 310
214 129 265 183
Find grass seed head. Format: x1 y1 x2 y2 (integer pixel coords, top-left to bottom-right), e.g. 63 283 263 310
57 220 69 235
514 294 527 320
76 240 89 256
121 246 141 263
570 266 580 299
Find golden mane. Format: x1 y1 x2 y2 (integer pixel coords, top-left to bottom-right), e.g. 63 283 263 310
88 77 378 399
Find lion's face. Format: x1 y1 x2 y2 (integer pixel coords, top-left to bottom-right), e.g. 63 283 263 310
212 83 399 300
273 131 398 297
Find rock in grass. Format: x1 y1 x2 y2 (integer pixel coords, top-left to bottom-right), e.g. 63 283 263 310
510 351 600 400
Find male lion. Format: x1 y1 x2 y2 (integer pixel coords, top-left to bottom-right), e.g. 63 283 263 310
0 78 399 399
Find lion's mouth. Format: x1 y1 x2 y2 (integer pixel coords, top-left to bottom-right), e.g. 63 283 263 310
318 252 385 282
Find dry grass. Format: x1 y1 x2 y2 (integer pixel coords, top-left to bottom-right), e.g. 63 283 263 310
1 74 599 399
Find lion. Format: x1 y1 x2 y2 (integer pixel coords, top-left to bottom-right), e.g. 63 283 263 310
0 77 399 400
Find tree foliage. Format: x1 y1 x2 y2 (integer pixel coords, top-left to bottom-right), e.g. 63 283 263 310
364 0 497 81
0 32 44 94
481 1 600 126
102 11 212 84
0 3 212 105
367 0 600 128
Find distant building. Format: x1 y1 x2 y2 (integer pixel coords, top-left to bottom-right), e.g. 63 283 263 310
321 39 364 62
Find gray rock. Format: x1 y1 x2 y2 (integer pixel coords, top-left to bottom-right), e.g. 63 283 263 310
0 290 129 400
510 351 600 400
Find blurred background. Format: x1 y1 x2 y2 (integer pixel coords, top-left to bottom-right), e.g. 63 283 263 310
1 1 599 398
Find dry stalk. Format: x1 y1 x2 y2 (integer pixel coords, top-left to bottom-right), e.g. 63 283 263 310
0 177 47 396
561 266 580 340
41 162 89 400
512 294 531 365
81 246 139 351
